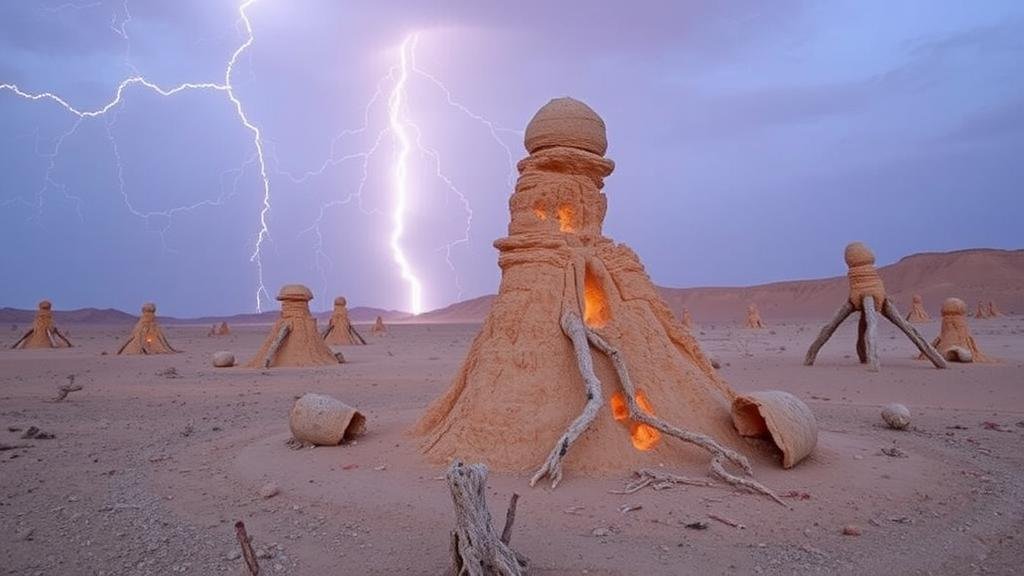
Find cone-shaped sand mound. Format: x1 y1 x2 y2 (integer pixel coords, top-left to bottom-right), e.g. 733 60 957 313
322 297 365 345
11 300 72 349
905 294 930 323
417 98 816 487
926 298 992 363
371 315 387 336
117 303 178 355
246 285 340 368
745 303 765 329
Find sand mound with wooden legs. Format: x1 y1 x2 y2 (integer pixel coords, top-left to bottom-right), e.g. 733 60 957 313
117 302 178 355
905 294 930 323
246 285 340 368
417 98 816 495
11 300 72 349
323 297 365 346
745 304 765 329
924 298 992 363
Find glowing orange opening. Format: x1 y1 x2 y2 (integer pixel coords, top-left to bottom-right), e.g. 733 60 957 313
533 207 547 220
145 335 154 344
583 267 610 328
609 390 662 451
556 205 575 232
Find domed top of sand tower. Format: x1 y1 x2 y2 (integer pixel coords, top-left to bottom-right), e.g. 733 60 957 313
334 296 347 307
843 242 875 268
942 297 966 316
525 97 607 156
141 302 156 314
38 300 52 310
277 284 313 302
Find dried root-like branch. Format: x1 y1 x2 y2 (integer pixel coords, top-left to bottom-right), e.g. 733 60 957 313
881 300 947 369
447 461 527 576
584 324 785 505
348 325 367 345
611 468 715 494
530 312 605 488
862 296 880 372
263 324 291 369
49 376 82 403
803 301 855 366
11 329 33 349
234 521 259 576
50 327 72 347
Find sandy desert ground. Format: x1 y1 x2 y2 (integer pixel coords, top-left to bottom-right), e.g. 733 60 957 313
2 316 1023 575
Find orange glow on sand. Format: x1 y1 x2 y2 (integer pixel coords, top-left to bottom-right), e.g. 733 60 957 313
610 390 662 451
583 267 610 328
556 205 575 232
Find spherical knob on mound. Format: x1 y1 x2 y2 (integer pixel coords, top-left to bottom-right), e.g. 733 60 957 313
844 242 875 267
334 296 347 307
38 300 52 310
524 97 607 156
277 284 313 302
942 297 966 316
912 294 923 304
141 302 156 314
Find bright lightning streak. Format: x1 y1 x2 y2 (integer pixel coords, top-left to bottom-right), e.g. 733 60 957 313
387 34 424 315
0 0 274 311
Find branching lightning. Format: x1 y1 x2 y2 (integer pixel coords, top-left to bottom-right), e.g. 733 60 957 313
2 4 517 315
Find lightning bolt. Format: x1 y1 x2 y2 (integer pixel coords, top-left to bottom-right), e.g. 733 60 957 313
3 7 518 316
0 0 274 311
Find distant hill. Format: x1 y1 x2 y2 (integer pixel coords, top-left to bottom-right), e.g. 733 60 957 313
416 248 1024 323
0 305 410 326
3 249 1019 326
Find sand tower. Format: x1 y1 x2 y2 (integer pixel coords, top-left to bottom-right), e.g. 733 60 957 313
681 307 694 330
117 303 178 355
216 321 230 336
371 315 388 336
745 303 765 329
246 285 340 368
925 298 991 363
905 294 930 323
417 98 817 492
804 242 946 371
322 297 366 345
974 301 992 319
986 301 1003 318
11 300 72 349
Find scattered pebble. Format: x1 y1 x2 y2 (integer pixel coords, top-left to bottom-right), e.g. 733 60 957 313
258 482 280 499
842 524 862 536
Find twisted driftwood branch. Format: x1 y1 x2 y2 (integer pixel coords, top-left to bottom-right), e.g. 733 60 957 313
856 312 868 364
447 461 527 576
263 324 291 368
803 301 854 366
530 312 605 488
611 468 715 494
862 296 880 372
234 521 259 575
348 324 366 345
881 299 947 369
50 327 72 347
582 316 782 505
11 329 33 349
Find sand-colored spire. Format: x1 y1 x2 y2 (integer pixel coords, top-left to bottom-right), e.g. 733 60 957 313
11 300 72 349
681 307 694 330
117 302 178 355
744 303 765 329
217 321 230 335
974 300 992 319
417 97 817 492
370 315 388 336
322 297 365 345
804 242 946 371
925 298 991 363
905 294 930 323
986 300 1002 318
246 285 340 368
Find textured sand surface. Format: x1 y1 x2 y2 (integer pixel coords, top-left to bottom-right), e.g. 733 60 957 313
2 316 1023 575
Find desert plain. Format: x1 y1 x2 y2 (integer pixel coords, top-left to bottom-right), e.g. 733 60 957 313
2 303 1022 575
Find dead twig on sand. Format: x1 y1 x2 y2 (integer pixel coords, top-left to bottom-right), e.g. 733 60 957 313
611 469 716 495
447 461 527 576
708 513 746 529
48 375 82 403
234 521 260 575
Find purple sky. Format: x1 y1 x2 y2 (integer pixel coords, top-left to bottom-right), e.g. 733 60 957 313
1 1 1022 316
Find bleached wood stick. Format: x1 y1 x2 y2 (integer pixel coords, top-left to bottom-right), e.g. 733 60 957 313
803 301 855 366
263 324 291 369
862 296 880 372
881 299 947 369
